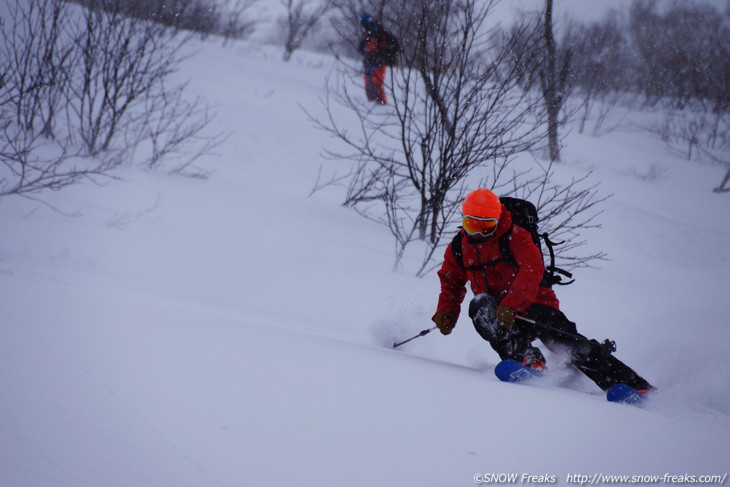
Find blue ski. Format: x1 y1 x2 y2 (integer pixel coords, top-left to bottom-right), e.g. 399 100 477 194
497 360 651 406
494 359 543 383
606 383 646 405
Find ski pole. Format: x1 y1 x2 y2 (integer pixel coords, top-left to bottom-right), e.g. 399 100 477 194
393 326 438 349
516 316 617 356
516 315 584 340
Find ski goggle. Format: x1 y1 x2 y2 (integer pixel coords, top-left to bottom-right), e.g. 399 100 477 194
462 215 498 237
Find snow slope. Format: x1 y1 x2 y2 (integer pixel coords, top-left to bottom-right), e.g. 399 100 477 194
2 32 730 487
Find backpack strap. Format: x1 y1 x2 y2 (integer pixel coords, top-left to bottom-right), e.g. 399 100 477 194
450 227 574 288
541 233 575 286
497 226 517 267
451 231 464 268
495 226 571 288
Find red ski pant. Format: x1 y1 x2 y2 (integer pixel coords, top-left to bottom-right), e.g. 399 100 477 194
364 65 387 104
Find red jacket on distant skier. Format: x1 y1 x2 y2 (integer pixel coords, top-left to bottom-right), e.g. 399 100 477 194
357 12 399 105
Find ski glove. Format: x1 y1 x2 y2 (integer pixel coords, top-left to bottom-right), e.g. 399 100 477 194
496 305 518 328
432 310 456 335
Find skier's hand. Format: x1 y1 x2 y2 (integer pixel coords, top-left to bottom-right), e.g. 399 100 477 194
496 305 518 328
432 310 456 335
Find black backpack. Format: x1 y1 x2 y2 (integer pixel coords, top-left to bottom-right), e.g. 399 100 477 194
450 196 574 289
381 31 400 66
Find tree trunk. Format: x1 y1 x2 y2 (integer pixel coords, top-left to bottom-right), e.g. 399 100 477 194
543 0 561 162
714 166 730 193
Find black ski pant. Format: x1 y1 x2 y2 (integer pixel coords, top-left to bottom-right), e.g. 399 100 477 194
469 293 654 392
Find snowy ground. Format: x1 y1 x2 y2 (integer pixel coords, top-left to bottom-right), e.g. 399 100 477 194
2 24 730 487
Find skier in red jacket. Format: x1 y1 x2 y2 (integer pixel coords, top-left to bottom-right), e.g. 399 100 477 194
432 188 654 393
357 12 397 105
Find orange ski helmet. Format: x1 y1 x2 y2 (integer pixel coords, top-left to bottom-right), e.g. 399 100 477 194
461 188 502 219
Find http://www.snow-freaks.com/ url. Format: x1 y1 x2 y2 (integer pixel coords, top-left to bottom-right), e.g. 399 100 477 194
473 472 728 485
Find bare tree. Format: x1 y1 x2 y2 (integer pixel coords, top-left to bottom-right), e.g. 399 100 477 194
651 109 730 192
518 158 608 268
65 0 193 157
625 1 729 193
715 167 730 193
0 124 117 197
64 0 225 174
0 0 73 138
539 0 571 163
0 0 222 197
310 0 605 275
134 82 227 177
627 0 729 112
563 14 633 136
500 4 573 155
0 0 94 197
704 132 730 194
66 0 259 41
279 0 335 61
219 0 259 43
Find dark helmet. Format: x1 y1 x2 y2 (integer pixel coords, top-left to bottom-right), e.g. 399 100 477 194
359 12 379 33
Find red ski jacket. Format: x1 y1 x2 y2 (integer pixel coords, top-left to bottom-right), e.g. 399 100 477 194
359 33 384 72
358 30 396 70
436 205 560 322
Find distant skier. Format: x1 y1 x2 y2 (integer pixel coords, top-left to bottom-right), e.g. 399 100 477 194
357 12 399 105
432 188 654 394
